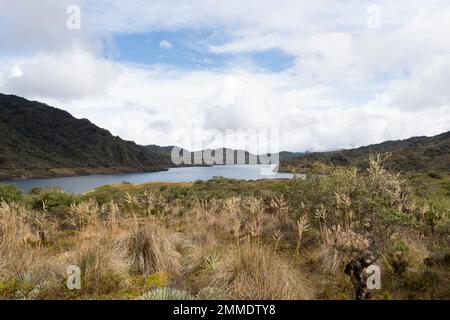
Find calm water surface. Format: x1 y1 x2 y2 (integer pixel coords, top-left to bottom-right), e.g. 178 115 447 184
1 165 294 193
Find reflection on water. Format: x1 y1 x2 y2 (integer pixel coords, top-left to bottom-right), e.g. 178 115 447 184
1 165 295 194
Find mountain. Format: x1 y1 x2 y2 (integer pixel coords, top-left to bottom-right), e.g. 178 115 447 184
0 93 309 180
146 144 176 155
145 146 260 165
147 146 305 165
0 93 172 179
282 132 450 173
14 92 445 181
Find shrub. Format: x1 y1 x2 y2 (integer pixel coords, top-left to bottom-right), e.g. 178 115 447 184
0 184 22 203
30 188 78 211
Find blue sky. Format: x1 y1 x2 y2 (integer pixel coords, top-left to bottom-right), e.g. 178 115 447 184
110 30 295 72
0 0 449 151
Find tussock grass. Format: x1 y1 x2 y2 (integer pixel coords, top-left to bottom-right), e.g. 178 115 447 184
211 242 312 300
0 156 448 300
0 202 38 278
121 222 182 276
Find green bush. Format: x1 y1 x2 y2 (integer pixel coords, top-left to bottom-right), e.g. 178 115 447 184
0 183 23 202
29 188 78 212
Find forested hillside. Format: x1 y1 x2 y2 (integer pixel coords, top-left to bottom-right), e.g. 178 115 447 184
0 94 172 179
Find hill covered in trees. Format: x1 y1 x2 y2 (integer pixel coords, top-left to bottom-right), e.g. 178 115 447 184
2 93 447 180
0 93 172 179
282 131 450 173
0 93 309 179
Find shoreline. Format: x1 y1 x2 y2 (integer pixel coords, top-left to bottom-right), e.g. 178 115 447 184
0 163 292 181
0 163 219 181
0 166 170 181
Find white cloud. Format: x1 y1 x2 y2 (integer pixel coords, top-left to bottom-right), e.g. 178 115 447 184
25 61 448 152
1 49 117 99
379 54 450 111
0 0 449 151
159 40 173 49
0 0 96 54
11 64 23 78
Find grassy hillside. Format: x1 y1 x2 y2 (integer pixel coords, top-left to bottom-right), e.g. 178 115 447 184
0 94 172 179
282 131 450 173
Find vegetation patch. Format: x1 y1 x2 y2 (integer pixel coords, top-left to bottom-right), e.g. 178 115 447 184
0 156 448 300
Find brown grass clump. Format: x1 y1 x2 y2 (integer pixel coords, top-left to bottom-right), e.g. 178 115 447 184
74 233 128 282
180 242 221 292
120 221 182 276
69 200 100 231
210 242 312 300
185 197 240 244
0 202 39 278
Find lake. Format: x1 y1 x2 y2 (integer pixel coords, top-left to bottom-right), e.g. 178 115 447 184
1 165 295 193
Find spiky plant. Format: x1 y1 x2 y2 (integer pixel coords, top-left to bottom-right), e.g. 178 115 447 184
141 287 194 300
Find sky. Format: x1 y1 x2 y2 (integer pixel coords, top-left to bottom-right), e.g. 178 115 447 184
0 0 449 152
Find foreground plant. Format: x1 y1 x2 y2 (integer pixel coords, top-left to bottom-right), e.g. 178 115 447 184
0 156 448 300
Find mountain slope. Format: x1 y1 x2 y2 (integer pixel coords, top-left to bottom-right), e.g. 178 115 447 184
0 93 172 179
282 132 450 173
146 146 305 165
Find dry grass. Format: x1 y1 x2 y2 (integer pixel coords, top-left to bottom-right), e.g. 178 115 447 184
0 157 447 300
120 221 182 276
0 202 38 278
73 231 128 282
210 242 312 300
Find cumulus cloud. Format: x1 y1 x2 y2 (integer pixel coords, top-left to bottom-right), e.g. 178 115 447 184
0 0 449 151
10 65 24 78
30 62 449 152
1 49 117 99
379 54 450 111
159 40 173 49
0 0 96 54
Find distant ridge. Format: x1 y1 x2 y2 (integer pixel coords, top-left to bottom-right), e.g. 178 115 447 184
145 146 306 165
282 131 450 173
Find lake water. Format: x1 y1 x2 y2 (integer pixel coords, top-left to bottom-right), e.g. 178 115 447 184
1 165 294 194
